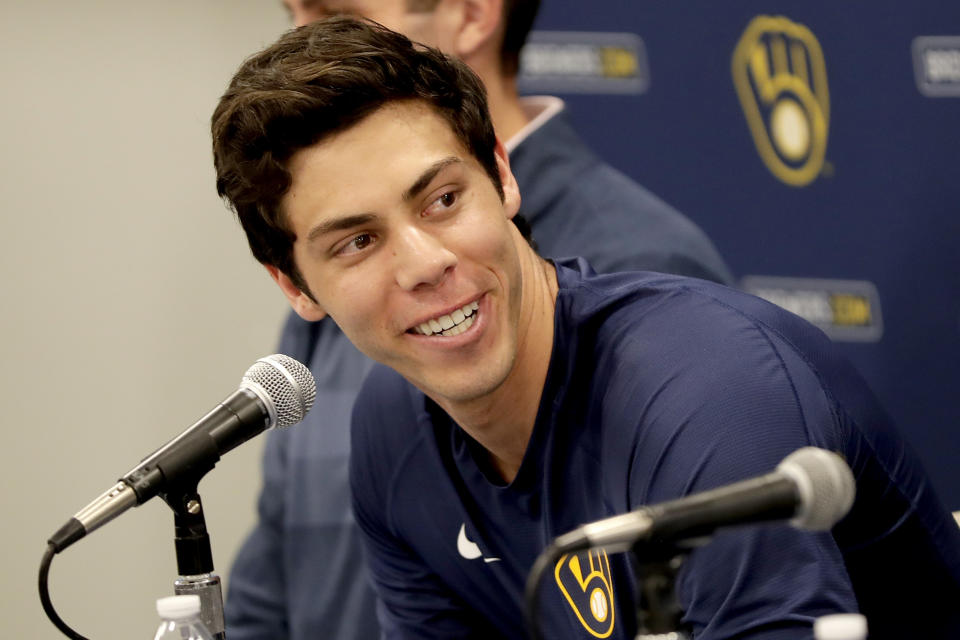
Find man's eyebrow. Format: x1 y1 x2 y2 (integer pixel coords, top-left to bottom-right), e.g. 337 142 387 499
403 157 463 203
304 158 462 243
306 213 377 243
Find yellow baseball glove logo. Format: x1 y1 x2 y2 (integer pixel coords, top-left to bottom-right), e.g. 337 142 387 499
555 550 616 638
732 16 830 186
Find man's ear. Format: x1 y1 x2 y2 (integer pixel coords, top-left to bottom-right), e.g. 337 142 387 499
450 0 503 61
493 136 521 219
264 264 328 321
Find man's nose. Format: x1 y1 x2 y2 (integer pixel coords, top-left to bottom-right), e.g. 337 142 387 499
393 225 457 291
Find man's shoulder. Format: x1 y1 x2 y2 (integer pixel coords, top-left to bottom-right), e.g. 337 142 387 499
559 265 840 404
565 265 825 344
512 113 732 283
559 268 850 500
558 264 739 327
510 110 656 215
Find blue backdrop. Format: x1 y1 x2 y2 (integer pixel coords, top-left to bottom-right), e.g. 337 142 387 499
519 2 960 506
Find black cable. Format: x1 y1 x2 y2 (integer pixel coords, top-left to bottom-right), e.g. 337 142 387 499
39 543 90 640
523 543 561 640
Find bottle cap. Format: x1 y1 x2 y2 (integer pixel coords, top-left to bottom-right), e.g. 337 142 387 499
813 613 868 640
156 595 202 620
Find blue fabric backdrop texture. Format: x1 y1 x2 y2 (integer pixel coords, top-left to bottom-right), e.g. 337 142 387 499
518 1 960 507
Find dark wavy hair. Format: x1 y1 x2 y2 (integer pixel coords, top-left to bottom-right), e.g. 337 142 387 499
211 16 502 295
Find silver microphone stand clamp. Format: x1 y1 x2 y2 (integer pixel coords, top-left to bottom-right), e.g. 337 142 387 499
161 481 226 640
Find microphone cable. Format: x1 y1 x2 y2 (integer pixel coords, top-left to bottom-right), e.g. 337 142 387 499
39 543 90 640
37 354 316 639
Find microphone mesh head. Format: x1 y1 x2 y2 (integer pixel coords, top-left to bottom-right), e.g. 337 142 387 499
777 447 856 531
242 354 316 428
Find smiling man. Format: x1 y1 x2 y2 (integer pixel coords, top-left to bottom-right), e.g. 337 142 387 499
271 100 549 436
225 2 733 639
213 17 960 640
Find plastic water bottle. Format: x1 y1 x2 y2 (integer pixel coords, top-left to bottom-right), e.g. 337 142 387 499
814 613 868 640
153 595 215 640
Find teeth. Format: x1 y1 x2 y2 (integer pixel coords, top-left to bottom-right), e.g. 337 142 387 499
415 301 480 336
440 314 475 336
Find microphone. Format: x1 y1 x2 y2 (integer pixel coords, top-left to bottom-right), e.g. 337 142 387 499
47 354 316 553
551 447 855 554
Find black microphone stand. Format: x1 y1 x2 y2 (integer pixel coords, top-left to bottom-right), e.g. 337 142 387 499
631 542 694 640
161 479 226 640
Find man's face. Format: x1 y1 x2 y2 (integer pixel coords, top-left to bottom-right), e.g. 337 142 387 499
278 100 524 406
282 0 454 52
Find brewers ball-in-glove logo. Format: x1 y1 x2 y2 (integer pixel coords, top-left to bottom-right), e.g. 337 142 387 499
732 16 830 186
555 550 616 638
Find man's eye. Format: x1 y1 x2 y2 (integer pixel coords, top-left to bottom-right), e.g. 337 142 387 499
426 190 459 216
337 233 374 256
353 234 371 249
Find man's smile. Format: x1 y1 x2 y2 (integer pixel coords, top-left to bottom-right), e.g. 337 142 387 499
410 300 481 337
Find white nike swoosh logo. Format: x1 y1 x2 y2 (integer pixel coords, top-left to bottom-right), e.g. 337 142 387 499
456 523 500 562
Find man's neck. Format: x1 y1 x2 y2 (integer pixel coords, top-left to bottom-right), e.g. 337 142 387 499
472 58 530 143
435 241 559 484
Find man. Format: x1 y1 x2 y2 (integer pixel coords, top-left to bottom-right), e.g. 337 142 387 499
225 2 731 638
214 18 960 639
